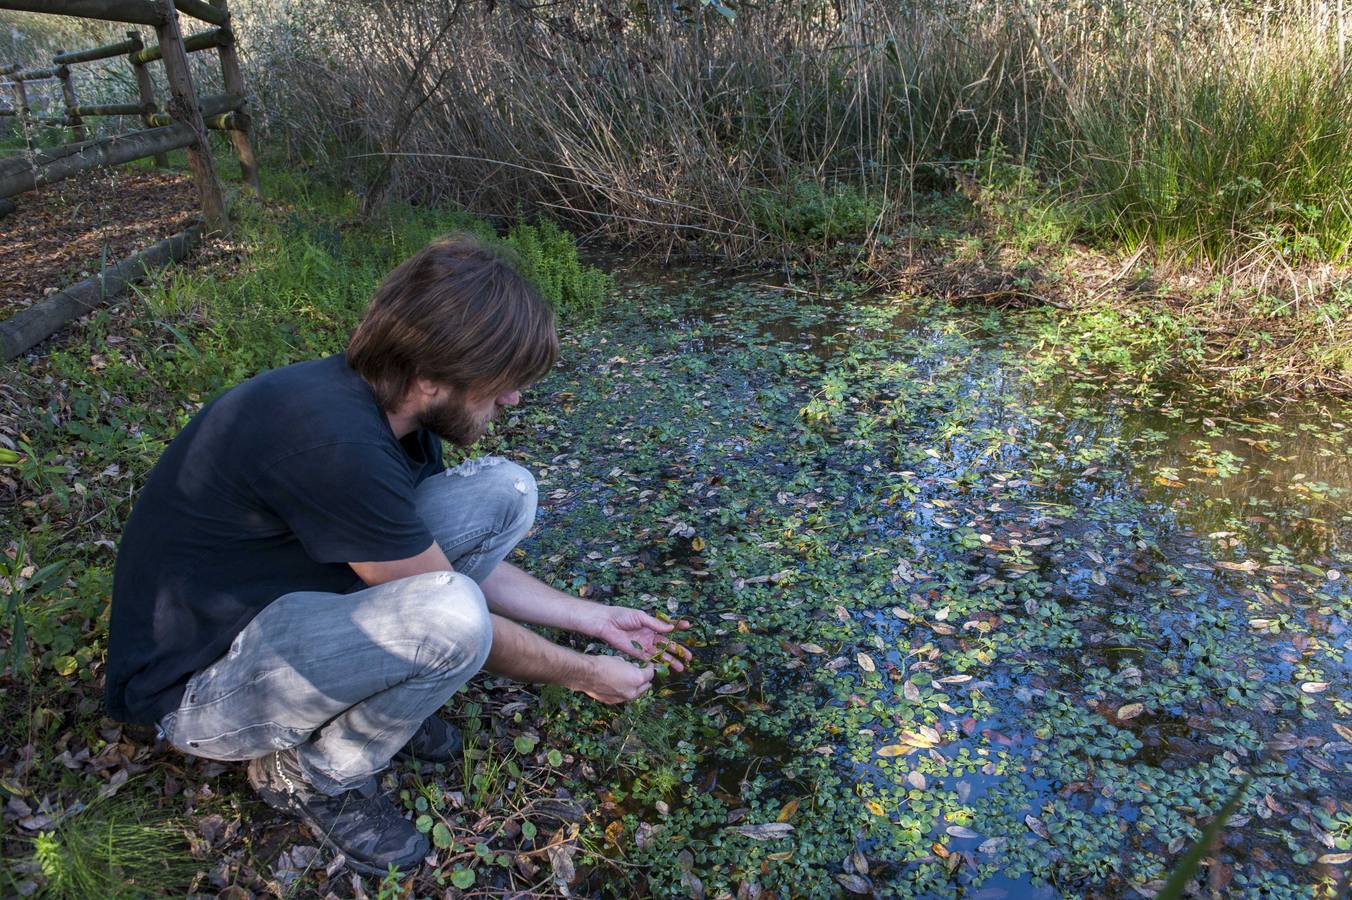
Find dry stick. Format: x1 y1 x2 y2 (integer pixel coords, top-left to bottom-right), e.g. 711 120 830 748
210 0 260 195
0 226 202 362
153 0 227 233
345 150 752 230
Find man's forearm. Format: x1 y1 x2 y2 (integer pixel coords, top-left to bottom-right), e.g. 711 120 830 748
483 612 591 688
480 561 605 636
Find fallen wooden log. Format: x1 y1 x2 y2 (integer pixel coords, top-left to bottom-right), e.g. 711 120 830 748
0 225 202 362
0 123 196 198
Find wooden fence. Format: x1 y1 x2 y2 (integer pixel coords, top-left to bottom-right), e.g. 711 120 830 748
0 0 260 232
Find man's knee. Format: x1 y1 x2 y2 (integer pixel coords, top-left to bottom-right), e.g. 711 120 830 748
449 456 537 534
376 572 493 672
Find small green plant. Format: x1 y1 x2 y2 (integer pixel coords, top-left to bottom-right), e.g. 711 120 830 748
502 220 610 321
748 179 884 246
0 539 69 677
29 797 196 898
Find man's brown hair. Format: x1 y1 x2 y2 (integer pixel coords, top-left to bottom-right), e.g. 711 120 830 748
348 234 558 410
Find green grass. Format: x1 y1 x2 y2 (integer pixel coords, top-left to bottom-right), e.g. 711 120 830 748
1062 29 1352 265
24 796 196 899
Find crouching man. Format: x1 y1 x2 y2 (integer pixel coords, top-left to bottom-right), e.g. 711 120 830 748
104 235 689 874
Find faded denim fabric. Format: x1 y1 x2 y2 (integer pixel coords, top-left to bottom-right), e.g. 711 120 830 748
160 456 536 795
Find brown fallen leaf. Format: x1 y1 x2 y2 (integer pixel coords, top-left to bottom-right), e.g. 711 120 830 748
1117 702 1144 720
728 822 793 840
1025 815 1051 840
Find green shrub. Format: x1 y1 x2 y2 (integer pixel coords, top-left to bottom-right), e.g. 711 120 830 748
748 180 885 246
502 220 610 321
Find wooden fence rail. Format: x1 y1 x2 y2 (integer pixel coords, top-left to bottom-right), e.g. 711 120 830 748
0 0 261 230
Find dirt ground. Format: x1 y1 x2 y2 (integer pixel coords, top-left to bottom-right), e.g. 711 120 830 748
0 167 198 317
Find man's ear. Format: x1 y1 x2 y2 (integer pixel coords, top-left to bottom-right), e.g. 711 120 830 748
412 377 446 403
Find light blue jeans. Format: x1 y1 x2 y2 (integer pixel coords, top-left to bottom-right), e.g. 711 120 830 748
160 455 536 795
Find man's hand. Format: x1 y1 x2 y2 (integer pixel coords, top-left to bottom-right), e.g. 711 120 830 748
586 606 693 672
573 655 655 704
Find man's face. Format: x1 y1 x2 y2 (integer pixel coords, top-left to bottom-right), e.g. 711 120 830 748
418 384 522 447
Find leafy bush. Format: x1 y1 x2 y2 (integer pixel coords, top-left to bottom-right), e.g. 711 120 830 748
502 220 610 321
748 180 885 246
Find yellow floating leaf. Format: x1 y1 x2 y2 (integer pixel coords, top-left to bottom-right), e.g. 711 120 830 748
800 643 826 654
690 536 705 552
865 800 885 816
876 745 909 757
605 820 625 847
1117 703 1144 720
1333 723 1352 743
777 798 800 823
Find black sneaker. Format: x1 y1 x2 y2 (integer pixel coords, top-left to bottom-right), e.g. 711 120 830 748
396 715 463 763
247 748 428 876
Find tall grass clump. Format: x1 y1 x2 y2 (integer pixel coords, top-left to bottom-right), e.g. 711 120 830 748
27 798 197 898
233 0 1350 268
1063 21 1352 265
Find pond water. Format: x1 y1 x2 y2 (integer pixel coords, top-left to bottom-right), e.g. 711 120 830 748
506 265 1351 898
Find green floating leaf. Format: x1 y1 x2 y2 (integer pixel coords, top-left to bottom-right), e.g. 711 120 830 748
415 813 433 833
547 748 564 767
432 822 454 849
451 867 475 889
1156 779 1251 900
514 734 539 754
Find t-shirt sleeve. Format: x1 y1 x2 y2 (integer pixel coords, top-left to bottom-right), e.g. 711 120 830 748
253 441 434 564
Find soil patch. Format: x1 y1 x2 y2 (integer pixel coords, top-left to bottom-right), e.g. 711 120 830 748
0 166 198 317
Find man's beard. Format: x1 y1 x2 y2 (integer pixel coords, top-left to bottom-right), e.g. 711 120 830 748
418 395 493 447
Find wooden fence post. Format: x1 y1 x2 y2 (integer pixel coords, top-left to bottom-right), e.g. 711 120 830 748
9 72 32 150
125 31 169 167
57 62 86 142
210 0 260 195
152 0 227 232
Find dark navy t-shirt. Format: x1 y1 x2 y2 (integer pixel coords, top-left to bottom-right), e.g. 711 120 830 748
105 354 444 725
